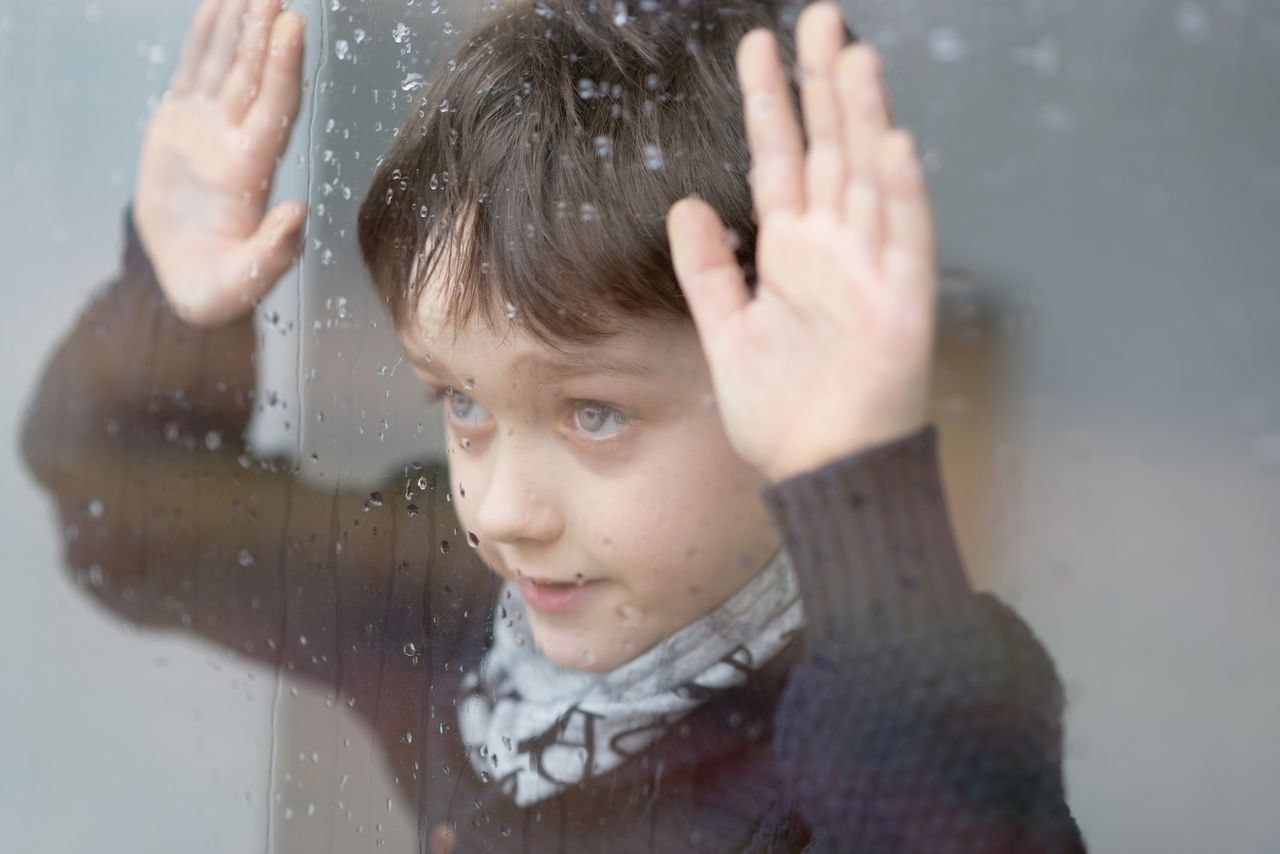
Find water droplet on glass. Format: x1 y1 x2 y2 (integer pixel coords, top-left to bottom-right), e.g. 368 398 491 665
504 301 520 319
928 28 968 63
577 78 596 99
392 22 411 43
616 603 644 627
612 1 628 26
334 39 350 60
403 642 418 657
368 491 384 508
402 731 413 744
86 498 105 519
401 72 425 92
1176 1 1210 43
353 28 366 44
467 531 480 547
205 430 223 451
238 549 256 567
642 144 664 170
1013 37 1061 77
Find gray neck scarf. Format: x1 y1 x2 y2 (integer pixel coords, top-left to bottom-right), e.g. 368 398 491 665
457 550 805 806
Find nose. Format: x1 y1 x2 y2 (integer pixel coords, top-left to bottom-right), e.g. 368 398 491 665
472 440 564 547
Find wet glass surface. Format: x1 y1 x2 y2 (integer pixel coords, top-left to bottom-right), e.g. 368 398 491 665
2 1 1279 851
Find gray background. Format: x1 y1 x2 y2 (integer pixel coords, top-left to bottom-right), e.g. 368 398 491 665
2 0 1278 850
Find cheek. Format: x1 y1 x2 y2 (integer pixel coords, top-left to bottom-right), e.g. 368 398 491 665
582 446 775 591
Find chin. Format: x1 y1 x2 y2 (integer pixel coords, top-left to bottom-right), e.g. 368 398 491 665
531 626 622 673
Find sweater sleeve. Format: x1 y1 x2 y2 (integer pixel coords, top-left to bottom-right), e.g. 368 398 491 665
763 425 1085 852
20 207 483 695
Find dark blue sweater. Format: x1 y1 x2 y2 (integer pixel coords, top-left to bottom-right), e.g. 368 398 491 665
22 211 1085 852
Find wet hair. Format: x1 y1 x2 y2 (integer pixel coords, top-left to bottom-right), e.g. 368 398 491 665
358 0 830 345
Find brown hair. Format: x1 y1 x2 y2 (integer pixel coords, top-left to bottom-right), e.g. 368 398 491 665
358 0 820 345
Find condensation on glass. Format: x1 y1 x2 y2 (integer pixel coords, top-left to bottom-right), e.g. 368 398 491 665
2 0 1279 851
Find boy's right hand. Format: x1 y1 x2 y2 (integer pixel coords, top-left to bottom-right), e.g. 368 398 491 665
133 0 306 328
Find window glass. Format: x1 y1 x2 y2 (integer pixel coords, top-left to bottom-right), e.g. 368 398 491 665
4 0 1279 851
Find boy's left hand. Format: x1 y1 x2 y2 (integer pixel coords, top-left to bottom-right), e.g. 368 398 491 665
667 3 937 483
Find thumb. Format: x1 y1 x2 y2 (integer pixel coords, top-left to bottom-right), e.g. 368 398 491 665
245 200 307 294
666 197 748 345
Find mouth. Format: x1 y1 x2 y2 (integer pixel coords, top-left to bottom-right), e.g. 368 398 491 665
515 569 605 614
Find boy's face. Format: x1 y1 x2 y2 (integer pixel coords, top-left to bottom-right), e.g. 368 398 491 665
400 292 781 672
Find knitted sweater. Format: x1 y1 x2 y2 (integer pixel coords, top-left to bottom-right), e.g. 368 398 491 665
22 211 1085 852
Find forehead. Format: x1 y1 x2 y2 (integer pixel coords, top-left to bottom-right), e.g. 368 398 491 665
396 285 698 385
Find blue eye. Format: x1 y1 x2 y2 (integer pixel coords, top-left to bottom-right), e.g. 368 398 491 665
573 402 628 438
446 389 490 425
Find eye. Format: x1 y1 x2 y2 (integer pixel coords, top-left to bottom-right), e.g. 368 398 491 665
572 402 629 439
445 388 490 425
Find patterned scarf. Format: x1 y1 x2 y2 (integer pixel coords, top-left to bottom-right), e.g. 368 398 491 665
457 550 805 806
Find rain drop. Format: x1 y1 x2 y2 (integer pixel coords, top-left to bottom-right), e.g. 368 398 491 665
928 28 968 63
642 144 664 170
616 603 644 627
334 39 350 60
400 72 425 92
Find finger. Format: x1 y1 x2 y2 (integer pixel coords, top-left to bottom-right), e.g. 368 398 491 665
220 0 279 122
244 11 305 147
169 0 222 96
844 177 882 273
243 200 307 294
835 44 891 193
879 131 936 289
795 3 847 213
667 198 750 344
195 0 249 95
737 29 806 220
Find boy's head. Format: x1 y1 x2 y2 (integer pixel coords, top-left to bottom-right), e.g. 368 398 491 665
358 0 810 671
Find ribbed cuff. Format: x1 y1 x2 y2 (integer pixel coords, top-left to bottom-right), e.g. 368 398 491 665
762 426 978 651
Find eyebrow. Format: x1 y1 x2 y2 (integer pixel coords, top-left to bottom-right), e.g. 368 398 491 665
531 355 661 382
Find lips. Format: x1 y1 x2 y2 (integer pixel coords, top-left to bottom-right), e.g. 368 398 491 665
516 570 604 614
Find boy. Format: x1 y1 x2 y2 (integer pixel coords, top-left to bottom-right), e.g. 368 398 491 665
24 0 1083 849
